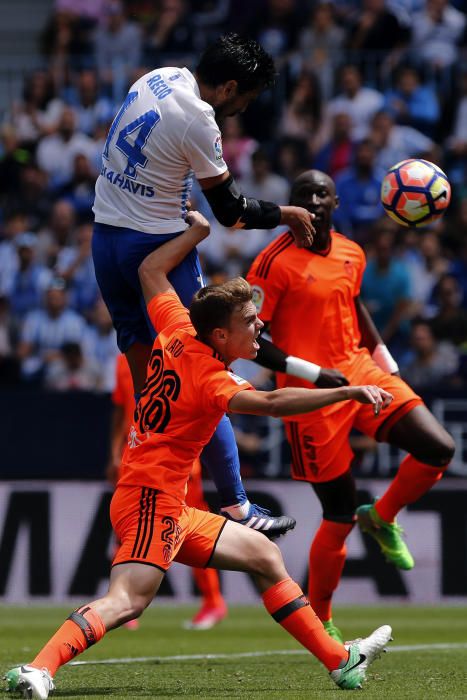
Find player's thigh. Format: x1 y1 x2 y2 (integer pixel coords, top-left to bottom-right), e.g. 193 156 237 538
386 403 455 465
208 521 285 579
353 366 423 441
285 407 356 483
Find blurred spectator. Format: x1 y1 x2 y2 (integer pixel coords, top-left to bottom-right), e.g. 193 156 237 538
431 274 467 346
345 0 410 72
0 212 30 296
143 0 198 66
384 65 440 138
361 225 413 348
0 126 30 206
367 109 436 172
333 138 385 242
17 278 87 381
274 136 311 184
448 231 467 306
9 233 52 320
55 223 99 315
83 298 119 392
239 147 290 207
42 9 98 87
0 296 20 385
279 70 323 151
6 163 51 231
64 70 114 136
44 341 101 391
313 112 354 179
36 107 97 190
54 0 107 22
326 64 384 140
57 153 97 220
11 71 63 149
246 0 304 61
403 230 449 317
37 200 77 268
191 0 231 46
297 2 345 100
444 68 467 189
221 115 258 180
410 0 466 75
94 0 142 101
400 318 459 389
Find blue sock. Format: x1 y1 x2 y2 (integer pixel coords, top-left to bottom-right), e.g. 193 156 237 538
201 415 247 508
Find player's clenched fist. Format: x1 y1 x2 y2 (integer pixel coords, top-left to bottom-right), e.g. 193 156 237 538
185 210 211 240
346 385 394 416
279 206 315 248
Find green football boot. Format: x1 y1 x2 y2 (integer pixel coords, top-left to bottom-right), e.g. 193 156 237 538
323 619 344 643
356 503 414 570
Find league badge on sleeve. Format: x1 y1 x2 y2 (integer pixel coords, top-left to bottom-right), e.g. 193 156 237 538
214 135 223 162
251 285 265 313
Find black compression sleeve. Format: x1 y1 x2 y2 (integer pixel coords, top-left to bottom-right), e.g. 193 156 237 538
203 175 281 229
254 336 288 372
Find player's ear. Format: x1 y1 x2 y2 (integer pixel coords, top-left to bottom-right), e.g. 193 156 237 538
211 326 228 345
219 79 237 99
334 195 340 209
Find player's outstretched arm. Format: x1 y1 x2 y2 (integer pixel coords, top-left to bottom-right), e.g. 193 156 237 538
138 211 210 303
229 385 393 418
200 171 314 247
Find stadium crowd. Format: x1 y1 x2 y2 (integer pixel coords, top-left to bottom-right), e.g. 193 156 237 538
0 0 466 406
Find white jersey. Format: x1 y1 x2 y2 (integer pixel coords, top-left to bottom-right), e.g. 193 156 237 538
93 67 227 235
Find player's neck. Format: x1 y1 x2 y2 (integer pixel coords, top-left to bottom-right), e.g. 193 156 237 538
310 229 332 255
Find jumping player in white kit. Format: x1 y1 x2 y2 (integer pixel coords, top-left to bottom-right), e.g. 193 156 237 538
92 34 315 535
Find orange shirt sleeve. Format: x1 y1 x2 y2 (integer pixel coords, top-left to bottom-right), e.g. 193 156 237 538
147 290 192 334
247 254 287 323
198 361 254 413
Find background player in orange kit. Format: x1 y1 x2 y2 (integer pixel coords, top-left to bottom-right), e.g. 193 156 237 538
108 353 227 630
5 212 394 698
247 169 456 643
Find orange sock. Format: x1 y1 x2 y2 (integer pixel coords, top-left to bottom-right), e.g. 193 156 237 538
30 605 106 676
192 567 225 609
262 578 347 671
375 455 446 523
308 520 354 621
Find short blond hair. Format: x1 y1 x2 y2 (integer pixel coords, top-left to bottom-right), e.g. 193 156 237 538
189 277 252 340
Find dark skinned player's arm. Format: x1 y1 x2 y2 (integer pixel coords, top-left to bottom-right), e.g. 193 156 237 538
255 327 349 389
354 295 399 375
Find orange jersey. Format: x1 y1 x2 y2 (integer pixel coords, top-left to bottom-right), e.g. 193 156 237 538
118 290 253 502
112 354 136 433
247 230 368 382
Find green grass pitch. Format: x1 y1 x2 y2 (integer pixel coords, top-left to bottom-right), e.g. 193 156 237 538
1 605 467 699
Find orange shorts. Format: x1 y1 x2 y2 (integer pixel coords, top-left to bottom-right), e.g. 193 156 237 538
110 486 226 572
285 358 422 484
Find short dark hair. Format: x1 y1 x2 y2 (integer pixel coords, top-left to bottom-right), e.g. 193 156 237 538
189 277 252 341
196 34 276 94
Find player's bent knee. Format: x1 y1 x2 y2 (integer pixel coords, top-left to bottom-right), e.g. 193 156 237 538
413 432 456 467
249 539 284 578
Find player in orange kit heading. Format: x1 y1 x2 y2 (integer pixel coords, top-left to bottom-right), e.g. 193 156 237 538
247 169 455 642
5 212 394 698
108 353 227 630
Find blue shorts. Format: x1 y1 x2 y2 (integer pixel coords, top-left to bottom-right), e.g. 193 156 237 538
92 222 203 352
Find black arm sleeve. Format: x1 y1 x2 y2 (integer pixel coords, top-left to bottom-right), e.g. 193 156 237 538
203 174 281 230
254 335 288 372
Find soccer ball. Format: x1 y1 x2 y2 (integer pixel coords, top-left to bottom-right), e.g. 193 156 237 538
381 159 451 227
